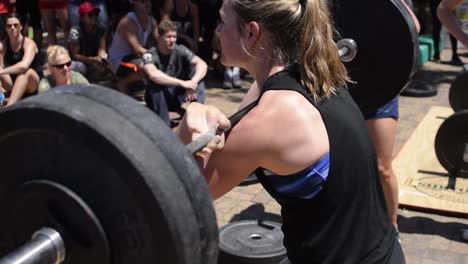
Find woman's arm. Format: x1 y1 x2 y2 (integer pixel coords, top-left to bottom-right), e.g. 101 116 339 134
0 38 37 76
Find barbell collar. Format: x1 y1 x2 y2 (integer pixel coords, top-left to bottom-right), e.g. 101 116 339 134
337 38 357 62
0 227 65 264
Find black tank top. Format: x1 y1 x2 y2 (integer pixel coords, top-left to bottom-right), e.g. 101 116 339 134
4 37 43 77
253 67 396 264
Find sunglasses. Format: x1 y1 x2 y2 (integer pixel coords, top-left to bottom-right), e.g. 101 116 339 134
5 23 19 29
52 61 72 69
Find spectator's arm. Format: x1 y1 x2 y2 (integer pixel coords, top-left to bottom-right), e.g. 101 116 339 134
438 0 468 46
143 63 187 87
97 33 107 59
190 55 207 84
70 41 105 65
119 17 148 56
0 38 37 75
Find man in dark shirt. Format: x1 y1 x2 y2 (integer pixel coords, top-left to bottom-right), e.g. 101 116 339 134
143 19 207 126
68 1 109 81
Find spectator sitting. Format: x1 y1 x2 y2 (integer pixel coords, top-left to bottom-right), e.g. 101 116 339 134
161 0 200 53
68 1 110 82
107 0 159 94
68 0 108 27
38 45 89 93
0 12 43 106
144 19 207 126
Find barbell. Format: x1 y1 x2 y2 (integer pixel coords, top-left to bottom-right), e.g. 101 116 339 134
0 0 418 263
433 71 468 182
448 70 468 112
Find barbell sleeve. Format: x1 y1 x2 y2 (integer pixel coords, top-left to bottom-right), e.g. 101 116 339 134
0 227 65 264
337 38 357 62
185 39 357 154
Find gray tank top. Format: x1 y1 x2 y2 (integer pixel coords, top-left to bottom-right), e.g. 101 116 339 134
108 12 153 73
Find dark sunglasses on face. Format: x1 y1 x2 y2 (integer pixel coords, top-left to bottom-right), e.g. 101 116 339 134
5 23 19 29
53 61 72 69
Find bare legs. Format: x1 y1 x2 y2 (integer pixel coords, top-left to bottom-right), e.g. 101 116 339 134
41 8 69 45
0 69 40 106
366 117 399 228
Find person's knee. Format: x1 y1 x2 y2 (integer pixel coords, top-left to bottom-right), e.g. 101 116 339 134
377 162 395 182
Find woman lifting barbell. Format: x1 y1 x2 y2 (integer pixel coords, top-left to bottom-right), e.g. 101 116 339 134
177 0 405 263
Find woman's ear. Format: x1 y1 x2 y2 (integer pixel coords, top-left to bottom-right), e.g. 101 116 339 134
245 21 260 48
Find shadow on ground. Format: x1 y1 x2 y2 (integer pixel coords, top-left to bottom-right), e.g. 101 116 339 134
398 215 468 242
413 67 461 86
228 204 283 224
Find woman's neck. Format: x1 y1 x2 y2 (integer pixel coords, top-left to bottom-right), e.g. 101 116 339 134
251 64 286 90
83 22 96 33
9 34 22 48
55 76 70 86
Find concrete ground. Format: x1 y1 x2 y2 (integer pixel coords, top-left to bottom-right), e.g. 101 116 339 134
203 48 468 264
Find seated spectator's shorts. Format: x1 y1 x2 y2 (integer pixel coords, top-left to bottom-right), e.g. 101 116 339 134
38 0 67 10
364 96 399 120
116 54 143 77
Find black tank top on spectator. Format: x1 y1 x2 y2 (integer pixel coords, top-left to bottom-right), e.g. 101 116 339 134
232 66 397 263
75 23 106 57
4 37 43 78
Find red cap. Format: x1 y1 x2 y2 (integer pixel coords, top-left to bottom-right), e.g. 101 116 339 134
78 2 101 16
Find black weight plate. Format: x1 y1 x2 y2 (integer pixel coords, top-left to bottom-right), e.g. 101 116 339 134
435 111 468 178
50 84 219 264
0 90 204 264
239 173 259 186
331 0 419 113
13 180 110 264
449 71 468 112
219 220 286 264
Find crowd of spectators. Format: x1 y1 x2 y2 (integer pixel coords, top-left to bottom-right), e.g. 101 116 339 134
0 0 233 126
